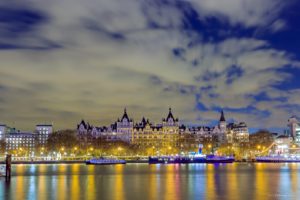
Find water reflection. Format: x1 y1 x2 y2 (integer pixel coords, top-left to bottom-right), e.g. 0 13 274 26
114 165 124 200
2 163 300 200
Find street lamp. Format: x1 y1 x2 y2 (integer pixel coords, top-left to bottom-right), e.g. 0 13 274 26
168 146 172 155
208 144 212 154
117 147 122 157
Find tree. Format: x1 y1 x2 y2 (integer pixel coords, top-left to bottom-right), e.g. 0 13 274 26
0 139 6 154
46 129 79 153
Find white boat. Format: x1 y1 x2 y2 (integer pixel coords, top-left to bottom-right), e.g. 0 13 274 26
86 158 126 165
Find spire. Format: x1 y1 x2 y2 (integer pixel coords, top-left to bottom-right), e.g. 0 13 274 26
141 117 146 125
166 107 175 121
121 108 130 121
220 110 226 122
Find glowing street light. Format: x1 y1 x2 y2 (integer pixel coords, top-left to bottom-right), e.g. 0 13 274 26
208 144 212 154
117 147 122 157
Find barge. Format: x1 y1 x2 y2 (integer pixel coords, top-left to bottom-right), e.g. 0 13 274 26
149 155 234 164
86 158 126 165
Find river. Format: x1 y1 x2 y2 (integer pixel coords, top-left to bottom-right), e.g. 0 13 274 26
0 163 300 200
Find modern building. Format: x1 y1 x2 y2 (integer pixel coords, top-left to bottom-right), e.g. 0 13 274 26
0 124 6 140
0 124 54 154
5 131 36 154
35 124 53 147
287 116 300 143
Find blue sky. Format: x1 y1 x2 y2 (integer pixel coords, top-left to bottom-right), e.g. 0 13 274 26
0 0 300 132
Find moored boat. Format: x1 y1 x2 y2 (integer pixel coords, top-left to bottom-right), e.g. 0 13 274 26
256 155 300 163
206 155 235 163
86 158 126 165
149 155 234 164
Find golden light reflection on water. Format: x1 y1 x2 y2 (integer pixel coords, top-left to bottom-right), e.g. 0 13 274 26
164 165 174 200
38 176 46 200
206 164 216 200
70 164 80 200
57 165 67 200
7 163 300 200
174 164 181 199
114 164 124 200
289 163 298 195
87 175 95 200
149 165 158 200
255 164 281 200
255 164 267 200
38 164 47 174
15 165 25 200
37 164 47 199
227 164 238 199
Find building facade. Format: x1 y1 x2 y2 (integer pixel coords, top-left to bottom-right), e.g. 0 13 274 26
5 131 36 154
77 108 250 151
35 124 53 147
226 122 250 144
0 124 53 154
0 124 6 140
287 116 300 143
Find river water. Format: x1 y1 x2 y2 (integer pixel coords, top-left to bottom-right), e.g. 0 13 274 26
0 163 300 200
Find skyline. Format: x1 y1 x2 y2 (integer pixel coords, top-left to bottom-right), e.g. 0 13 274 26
1 0 300 131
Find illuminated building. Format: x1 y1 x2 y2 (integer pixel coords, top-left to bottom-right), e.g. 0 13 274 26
131 108 180 150
36 124 53 147
77 108 249 150
226 122 250 144
274 135 292 154
5 131 36 154
287 116 300 143
0 124 54 153
0 124 6 140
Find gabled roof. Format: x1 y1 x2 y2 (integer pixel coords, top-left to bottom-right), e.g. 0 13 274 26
121 108 131 122
164 107 178 122
78 120 88 129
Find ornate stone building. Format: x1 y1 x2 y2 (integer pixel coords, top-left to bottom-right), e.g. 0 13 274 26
226 122 250 144
77 108 249 151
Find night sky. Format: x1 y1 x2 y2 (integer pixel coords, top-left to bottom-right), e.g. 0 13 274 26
1 0 300 132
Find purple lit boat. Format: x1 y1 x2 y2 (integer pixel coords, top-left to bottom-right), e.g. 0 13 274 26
149 155 234 164
256 156 300 163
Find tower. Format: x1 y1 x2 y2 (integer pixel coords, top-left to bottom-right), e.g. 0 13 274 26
288 116 299 139
218 110 227 145
116 108 133 142
219 110 226 133
162 108 179 132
